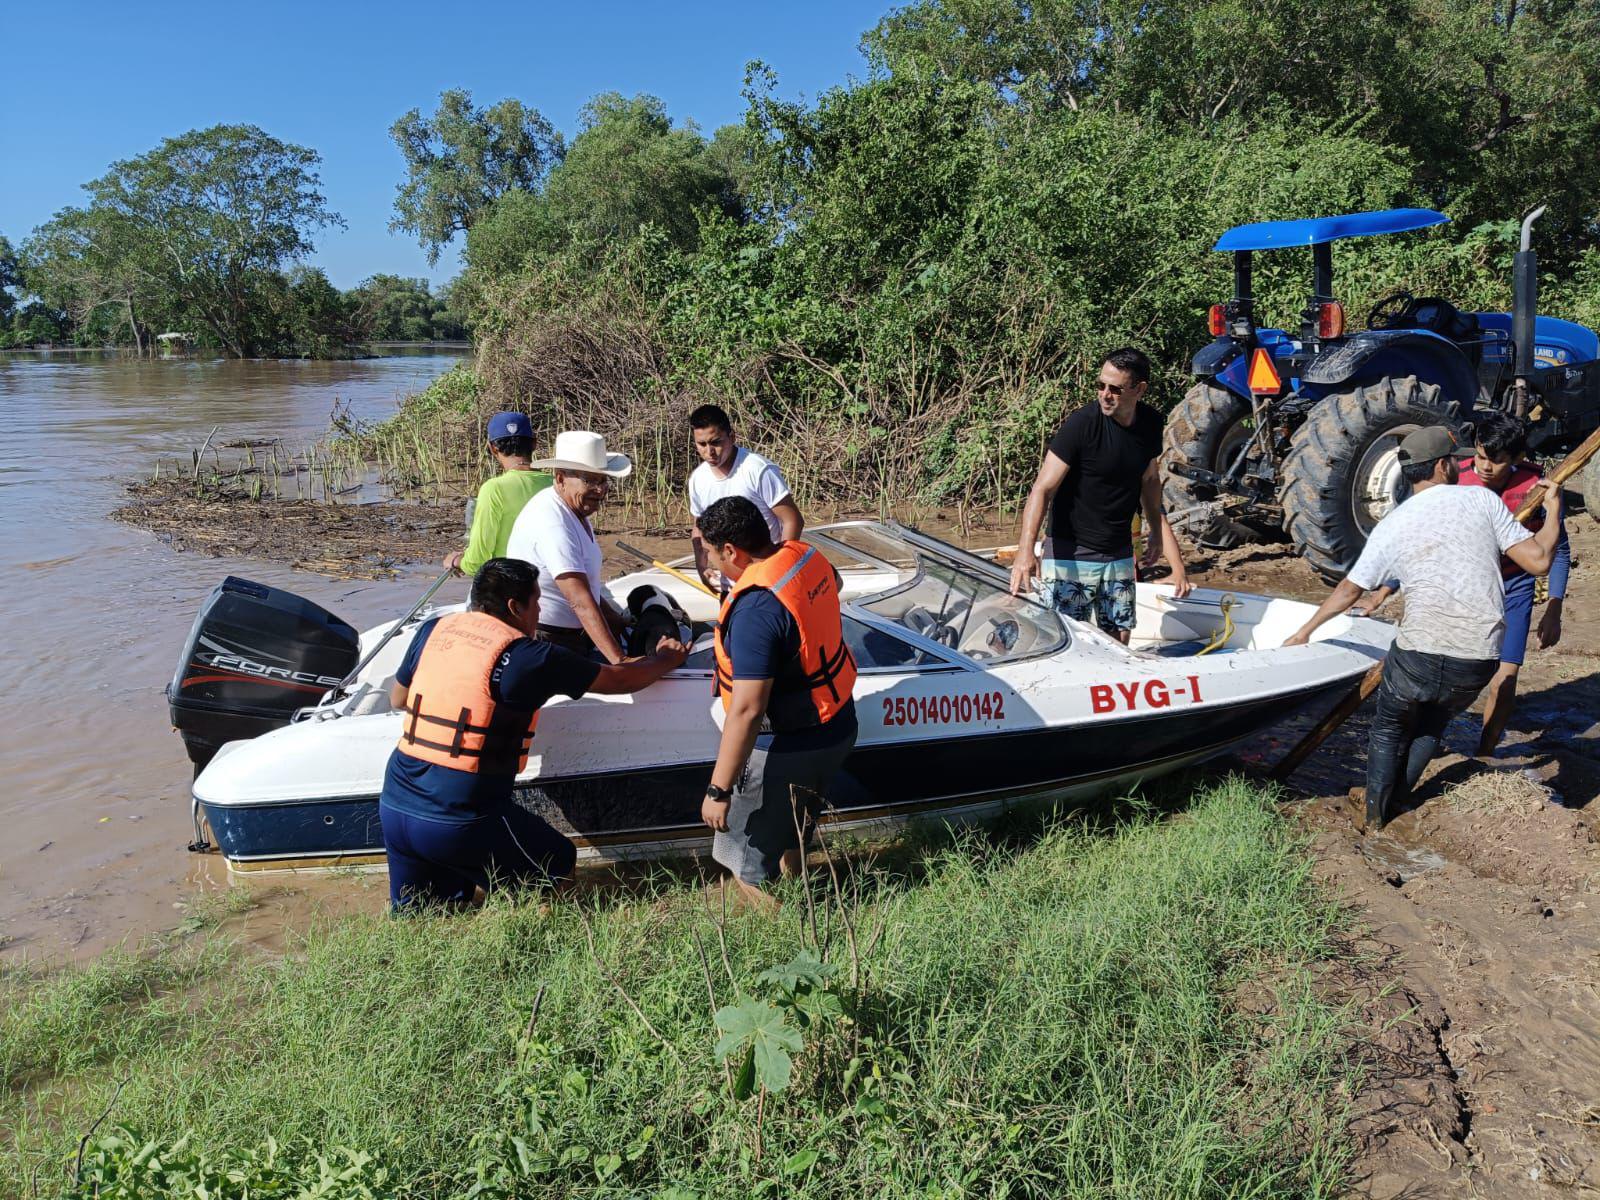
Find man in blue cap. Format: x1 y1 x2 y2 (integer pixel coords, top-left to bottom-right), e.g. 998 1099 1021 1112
444 412 552 577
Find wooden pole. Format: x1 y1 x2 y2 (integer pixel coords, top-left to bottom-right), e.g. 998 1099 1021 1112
1270 423 1600 781
1269 663 1384 781
1513 423 1600 520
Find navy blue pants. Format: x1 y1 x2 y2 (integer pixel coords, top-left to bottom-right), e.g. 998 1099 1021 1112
379 800 577 909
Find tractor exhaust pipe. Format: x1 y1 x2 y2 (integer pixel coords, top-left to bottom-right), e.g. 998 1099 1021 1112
1511 204 1547 417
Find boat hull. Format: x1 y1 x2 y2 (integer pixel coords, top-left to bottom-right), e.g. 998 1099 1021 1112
205 680 1351 870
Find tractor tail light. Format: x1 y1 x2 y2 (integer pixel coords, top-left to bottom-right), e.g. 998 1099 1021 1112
1208 303 1227 337
1317 301 1346 340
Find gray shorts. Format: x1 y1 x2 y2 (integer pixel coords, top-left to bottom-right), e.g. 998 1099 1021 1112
712 730 858 885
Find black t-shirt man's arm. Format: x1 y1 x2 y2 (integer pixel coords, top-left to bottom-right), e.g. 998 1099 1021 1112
1138 457 1192 597
1009 449 1071 597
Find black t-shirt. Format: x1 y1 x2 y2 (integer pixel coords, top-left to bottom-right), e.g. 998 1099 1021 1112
1045 402 1163 560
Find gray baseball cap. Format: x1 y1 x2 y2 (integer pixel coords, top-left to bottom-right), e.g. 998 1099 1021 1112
1396 426 1459 465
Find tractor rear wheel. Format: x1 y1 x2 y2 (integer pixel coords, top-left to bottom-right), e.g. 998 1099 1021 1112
1161 383 1282 549
1580 454 1600 525
1279 375 1461 584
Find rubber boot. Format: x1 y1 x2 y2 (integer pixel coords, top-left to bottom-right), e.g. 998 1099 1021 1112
1365 789 1387 831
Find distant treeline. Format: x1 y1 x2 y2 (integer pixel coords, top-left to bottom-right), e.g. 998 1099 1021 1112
0 126 463 356
369 0 1600 507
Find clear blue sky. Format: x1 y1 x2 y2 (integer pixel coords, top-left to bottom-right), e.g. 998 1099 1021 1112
0 1 882 289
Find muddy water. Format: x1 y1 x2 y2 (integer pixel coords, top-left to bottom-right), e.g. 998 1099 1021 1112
0 350 465 959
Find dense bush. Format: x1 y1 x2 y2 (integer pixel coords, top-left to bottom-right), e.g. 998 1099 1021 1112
387 0 1600 508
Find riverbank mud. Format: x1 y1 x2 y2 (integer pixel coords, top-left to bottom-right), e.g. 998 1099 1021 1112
111 479 465 580
1191 518 1600 1199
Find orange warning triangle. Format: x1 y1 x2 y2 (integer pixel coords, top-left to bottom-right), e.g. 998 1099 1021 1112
1247 348 1282 394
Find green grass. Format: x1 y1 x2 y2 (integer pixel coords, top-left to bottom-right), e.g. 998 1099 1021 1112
2 777 1358 1198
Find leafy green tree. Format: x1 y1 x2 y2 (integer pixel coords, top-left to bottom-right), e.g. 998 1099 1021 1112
461 188 563 285
542 93 740 260
9 303 70 346
389 90 564 264
21 205 164 352
427 279 468 340
347 274 466 341
30 125 342 356
285 266 361 357
0 234 18 325
864 0 1600 245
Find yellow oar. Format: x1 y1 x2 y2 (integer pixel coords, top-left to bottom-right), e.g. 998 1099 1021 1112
616 541 717 597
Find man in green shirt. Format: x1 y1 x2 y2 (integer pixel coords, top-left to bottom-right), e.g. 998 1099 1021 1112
444 412 552 576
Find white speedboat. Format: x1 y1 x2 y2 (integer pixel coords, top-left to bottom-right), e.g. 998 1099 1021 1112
171 522 1393 871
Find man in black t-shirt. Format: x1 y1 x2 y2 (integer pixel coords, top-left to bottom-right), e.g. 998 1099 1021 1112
1008 348 1191 641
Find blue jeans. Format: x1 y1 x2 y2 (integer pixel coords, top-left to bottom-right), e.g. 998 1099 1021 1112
1499 573 1536 666
379 800 576 909
1364 645 1496 827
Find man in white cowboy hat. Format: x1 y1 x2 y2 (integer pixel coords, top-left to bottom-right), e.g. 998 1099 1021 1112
506 431 634 662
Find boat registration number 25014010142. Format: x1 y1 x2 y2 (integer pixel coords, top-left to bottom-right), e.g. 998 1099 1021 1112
881 691 1006 727
1088 676 1204 714
877 675 1207 728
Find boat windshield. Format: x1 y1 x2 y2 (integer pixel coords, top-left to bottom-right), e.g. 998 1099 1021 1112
811 522 1067 663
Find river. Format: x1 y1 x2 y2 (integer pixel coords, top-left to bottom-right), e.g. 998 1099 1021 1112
0 349 465 959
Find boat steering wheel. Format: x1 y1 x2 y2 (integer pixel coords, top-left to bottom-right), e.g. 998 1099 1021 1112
902 604 959 648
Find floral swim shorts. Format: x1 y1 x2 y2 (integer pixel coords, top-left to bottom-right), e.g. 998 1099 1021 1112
1036 557 1137 635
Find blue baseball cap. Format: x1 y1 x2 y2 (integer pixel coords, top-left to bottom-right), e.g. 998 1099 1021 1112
487 411 528 441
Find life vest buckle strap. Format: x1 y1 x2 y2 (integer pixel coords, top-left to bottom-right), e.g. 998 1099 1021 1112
449 706 474 756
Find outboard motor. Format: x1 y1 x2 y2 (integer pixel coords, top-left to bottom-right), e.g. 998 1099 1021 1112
168 577 360 772
625 584 692 656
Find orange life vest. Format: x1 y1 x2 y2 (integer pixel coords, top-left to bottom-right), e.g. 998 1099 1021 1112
713 541 857 732
397 610 540 774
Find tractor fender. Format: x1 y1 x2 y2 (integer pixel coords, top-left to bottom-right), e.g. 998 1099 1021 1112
1301 330 1479 409
1191 337 1245 380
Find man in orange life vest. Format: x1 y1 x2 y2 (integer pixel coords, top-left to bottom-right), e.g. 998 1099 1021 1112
380 558 687 909
697 496 858 904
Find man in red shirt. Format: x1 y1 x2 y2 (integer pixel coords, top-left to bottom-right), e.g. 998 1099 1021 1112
1458 413 1569 754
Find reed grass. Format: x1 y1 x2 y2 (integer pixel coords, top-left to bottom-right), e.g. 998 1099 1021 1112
3 778 1359 1198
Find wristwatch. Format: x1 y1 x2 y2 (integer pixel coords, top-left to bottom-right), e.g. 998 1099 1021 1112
704 783 732 803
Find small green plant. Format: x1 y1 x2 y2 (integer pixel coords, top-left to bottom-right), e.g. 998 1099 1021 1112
70 1127 390 1199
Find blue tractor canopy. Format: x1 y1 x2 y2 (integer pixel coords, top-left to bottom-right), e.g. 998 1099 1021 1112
1212 208 1450 252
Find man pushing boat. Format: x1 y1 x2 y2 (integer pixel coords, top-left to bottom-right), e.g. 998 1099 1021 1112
1284 427 1565 829
1009 347 1192 641
379 558 686 909
696 496 857 908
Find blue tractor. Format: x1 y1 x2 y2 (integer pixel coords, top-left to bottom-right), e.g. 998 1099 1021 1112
1161 207 1600 583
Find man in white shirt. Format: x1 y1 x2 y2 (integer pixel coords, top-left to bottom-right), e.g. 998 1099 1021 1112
687 405 804 591
1285 427 1564 828
506 431 633 664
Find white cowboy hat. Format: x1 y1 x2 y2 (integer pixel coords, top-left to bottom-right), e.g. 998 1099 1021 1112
532 430 633 479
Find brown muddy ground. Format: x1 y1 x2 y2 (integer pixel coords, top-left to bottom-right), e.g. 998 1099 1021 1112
1189 520 1600 1199
111 478 467 580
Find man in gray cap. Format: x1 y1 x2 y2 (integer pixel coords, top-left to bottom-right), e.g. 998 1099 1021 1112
1284 425 1565 828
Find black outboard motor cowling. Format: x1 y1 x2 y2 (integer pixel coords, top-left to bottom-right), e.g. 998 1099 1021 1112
168 577 360 771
